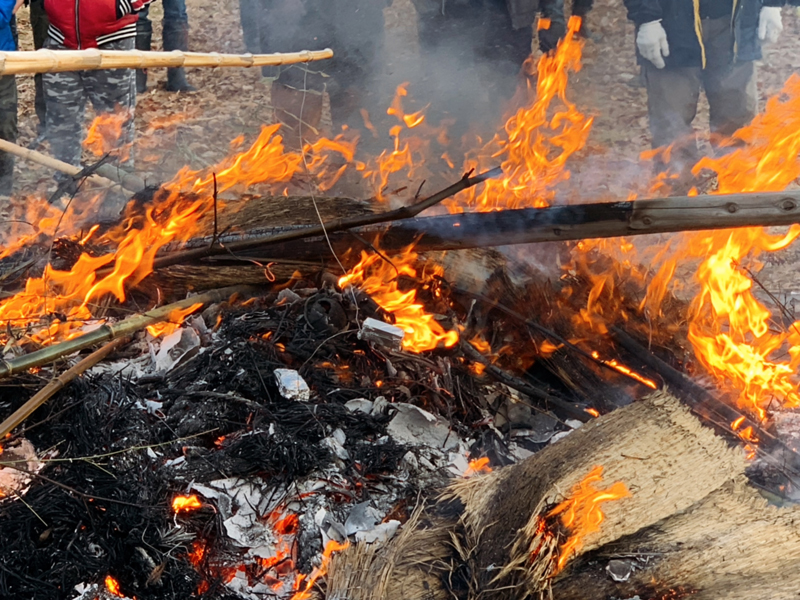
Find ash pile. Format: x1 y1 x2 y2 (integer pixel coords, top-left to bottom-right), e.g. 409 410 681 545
0 269 606 600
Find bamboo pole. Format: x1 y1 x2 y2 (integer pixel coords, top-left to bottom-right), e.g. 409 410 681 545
196 190 800 263
0 336 129 438
0 138 145 193
0 284 261 380
0 48 333 75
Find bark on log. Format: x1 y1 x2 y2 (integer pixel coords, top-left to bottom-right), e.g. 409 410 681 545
204 191 800 263
327 391 752 600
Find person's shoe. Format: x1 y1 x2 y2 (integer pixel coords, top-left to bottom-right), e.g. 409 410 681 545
166 67 197 93
136 69 148 94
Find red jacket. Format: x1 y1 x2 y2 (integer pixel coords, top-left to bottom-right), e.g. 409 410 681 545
44 0 155 49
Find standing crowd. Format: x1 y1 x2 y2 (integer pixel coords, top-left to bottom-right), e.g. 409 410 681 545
0 0 796 201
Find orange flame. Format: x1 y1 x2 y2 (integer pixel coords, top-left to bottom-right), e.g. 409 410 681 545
338 246 459 352
548 465 630 571
84 109 131 160
146 303 203 339
172 494 202 513
682 74 800 419
291 539 349 600
455 16 592 212
104 575 124 597
464 457 492 477
0 125 306 347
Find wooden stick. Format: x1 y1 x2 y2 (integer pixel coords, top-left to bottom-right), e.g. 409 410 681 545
0 48 333 75
0 336 129 438
0 138 145 193
0 283 261 380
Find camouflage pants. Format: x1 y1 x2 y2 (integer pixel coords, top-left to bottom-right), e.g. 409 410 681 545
43 37 136 180
0 75 18 196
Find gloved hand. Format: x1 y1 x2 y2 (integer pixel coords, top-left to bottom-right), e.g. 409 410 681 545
637 20 670 69
758 6 783 43
538 17 567 54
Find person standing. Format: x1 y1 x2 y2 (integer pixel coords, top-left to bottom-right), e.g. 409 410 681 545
238 0 390 136
135 0 195 93
625 0 790 177
0 0 21 197
42 0 154 191
26 0 48 141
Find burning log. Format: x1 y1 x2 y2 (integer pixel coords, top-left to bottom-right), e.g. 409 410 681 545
145 189 800 270
0 48 333 75
326 391 788 600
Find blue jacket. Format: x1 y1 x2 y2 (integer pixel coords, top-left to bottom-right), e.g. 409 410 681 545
0 0 17 52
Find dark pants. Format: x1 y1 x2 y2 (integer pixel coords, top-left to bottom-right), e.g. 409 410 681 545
238 0 385 127
0 75 18 195
30 0 49 135
644 16 757 171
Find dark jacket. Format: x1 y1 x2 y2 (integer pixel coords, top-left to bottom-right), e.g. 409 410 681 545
624 0 793 67
44 0 155 49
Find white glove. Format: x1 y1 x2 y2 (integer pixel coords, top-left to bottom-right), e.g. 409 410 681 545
758 6 783 43
637 20 670 69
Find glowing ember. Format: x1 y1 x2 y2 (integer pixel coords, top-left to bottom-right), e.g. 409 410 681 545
548 465 630 571
104 575 124 597
590 351 657 389
172 494 202 513
291 539 349 600
464 457 492 477
338 246 459 352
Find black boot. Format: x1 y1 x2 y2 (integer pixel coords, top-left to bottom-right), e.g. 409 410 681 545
163 19 196 92
135 16 152 94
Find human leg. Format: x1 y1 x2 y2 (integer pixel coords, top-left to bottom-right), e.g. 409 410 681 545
0 75 18 196
135 8 153 94
162 0 196 91
29 0 49 135
643 61 703 173
85 39 137 171
701 17 757 146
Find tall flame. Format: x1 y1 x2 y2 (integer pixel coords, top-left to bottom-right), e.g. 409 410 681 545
683 74 800 419
454 16 592 212
338 246 459 352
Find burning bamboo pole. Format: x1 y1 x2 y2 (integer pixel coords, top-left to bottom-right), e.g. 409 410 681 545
0 138 145 193
0 284 260 380
146 189 800 268
0 48 333 75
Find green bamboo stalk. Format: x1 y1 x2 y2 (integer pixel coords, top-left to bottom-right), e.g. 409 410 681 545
0 336 130 438
0 284 260 380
